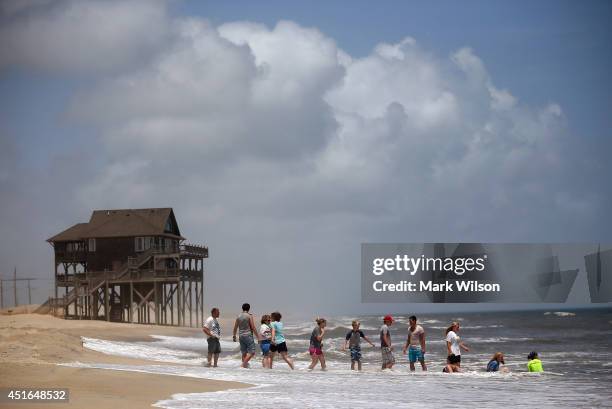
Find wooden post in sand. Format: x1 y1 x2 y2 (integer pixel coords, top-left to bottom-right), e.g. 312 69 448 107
13 267 18 307
170 282 174 325
105 282 109 321
129 281 133 323
178 279 182 326
195 281 199 329
154 281 159 325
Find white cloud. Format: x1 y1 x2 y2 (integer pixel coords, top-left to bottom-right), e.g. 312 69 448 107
70 19 344 163
219 20 343 103
326 38 459 128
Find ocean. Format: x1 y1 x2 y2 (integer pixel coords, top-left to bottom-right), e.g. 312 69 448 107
65 308 612 408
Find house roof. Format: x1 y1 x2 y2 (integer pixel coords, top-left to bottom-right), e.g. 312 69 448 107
47 208 185 242
47 223 90 242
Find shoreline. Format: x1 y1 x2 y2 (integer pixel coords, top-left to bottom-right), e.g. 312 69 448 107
0 313 252 409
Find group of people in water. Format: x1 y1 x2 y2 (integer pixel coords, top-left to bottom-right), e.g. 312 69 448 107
202 304 544 373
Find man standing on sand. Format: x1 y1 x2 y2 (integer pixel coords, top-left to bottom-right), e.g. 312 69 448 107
402 315 427 371
233 303 260 368
202 307 221 367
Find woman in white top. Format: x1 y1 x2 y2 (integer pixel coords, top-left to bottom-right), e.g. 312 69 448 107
445 322 469 367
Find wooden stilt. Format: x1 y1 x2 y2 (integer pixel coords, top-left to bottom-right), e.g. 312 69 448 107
105 282 109 321
129 282 133 323
170 283 174 325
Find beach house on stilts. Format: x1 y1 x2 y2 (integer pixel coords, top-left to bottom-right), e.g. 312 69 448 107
46 208 208 327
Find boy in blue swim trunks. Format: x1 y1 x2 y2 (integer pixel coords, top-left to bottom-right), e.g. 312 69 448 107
402 315 427 371
343 320 375 370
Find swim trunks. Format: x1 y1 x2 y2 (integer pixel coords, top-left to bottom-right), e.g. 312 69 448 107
309 346 323 356
271 341 288 353
408 345 424 363
260 340 271 356
207 337 221 354
350 346 362 362
381 346 395 366
239 334 256 354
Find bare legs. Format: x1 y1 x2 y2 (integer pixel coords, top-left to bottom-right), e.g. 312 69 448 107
409 360 427 371
241 352 255 368
278 351 294 370
262 354 271 368
207 353 219 367
308 354 326 370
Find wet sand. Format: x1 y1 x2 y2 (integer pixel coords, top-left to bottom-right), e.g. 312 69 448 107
0 313 250 408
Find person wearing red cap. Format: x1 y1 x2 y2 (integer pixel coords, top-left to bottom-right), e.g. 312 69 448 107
380 315 395 369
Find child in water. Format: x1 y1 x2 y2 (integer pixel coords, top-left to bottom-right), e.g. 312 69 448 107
259 314 272 368
343 320 375 370
380 315 395 370
486 352 505 372
308 317 327 370
270 311 295 370
527 351 543 372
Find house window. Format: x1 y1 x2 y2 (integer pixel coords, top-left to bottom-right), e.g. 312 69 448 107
135 237 154 252
67 242 83 252
88 238 96 252
135 237 144 252
164 238 175 252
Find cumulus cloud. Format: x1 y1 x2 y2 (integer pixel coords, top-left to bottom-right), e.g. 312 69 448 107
326 37 459 128
69 19 344 164
1 7 608 312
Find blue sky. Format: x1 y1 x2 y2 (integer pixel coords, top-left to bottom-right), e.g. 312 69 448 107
0 0 610 312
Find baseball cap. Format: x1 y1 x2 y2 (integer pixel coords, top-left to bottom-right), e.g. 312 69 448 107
383 315 394 322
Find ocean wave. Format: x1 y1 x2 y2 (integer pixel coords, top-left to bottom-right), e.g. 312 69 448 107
59 361 586 409
428 325 504 330
151 335 238 352
468 337 535 343
81 337 204 365
544 312 576 317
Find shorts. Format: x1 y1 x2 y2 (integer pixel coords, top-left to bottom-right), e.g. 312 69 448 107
270 341 288 353
239 334 256 354
349 346 362 362
207 336 221 354
448 354 461 364
309 346 323 356
260 340 271 356
381 346 395 366
408 346 425 363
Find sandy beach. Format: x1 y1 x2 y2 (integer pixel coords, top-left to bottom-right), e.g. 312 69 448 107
0 311 250 408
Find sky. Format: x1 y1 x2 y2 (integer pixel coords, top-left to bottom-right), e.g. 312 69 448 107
0 0 611 315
